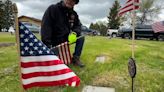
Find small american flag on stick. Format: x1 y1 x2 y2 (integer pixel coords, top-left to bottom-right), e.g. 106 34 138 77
152 21 164 33
118 0 140 16
51 42 72 65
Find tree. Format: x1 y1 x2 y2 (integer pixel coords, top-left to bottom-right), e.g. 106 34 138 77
137 0 163 24
3 0 14 32
89 21 108 36
107 0 121 29
0 1 5 31
0 0 14 32
98 22 108 36
89 22 99 31
89 23 94 29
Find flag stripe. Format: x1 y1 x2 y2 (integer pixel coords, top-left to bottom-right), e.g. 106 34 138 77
63 44 68 64
135 5 139 9
64 43 70 64
21 64 68 74
71 81 76 87
21 60 63 68
65 43 72 64
119 6 134 16
21 55 59 63
23 76 80 89
119 0 140 16
154 23 164 28
119 3 134 15
120 0 133 10
22 69 72 79
58 47 63 63
61 43 67 64
59 45 65 63
126 0 132 3
57 42 72 65
22 72 76 85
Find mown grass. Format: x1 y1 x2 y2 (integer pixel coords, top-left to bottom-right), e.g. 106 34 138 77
0 32 40 43
0 32 15 42
0 33 164 92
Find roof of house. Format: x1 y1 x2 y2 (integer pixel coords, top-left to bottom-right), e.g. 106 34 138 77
18 15 41 22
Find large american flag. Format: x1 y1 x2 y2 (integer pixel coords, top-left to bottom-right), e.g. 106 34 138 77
152 21 164 33
51 42 72 65
118 0 139 16
18 22 80 90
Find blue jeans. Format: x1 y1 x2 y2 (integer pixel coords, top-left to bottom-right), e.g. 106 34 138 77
51 36 85 57
73 36 85 57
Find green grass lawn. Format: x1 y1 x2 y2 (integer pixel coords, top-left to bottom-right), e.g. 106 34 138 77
0 32 40 43
0 33 164 92
0 32 15 43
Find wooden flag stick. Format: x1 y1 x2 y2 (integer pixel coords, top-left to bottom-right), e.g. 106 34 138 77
13 3 25 92
131 3 137 92
132 10 135 59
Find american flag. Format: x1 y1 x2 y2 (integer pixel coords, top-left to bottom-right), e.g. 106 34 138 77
51 42 72 65
118 0 139 16
18 22 80 90
152 21 164 33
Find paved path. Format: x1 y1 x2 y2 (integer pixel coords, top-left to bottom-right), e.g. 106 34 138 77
0 43 15 48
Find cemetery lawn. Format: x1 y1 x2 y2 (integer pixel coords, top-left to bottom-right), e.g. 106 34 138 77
0 32 164 92
0 32 15 42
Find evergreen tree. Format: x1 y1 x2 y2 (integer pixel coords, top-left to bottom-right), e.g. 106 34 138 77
89 23 94 29
3 0 14 32
107 0 121 29
0 1 5 31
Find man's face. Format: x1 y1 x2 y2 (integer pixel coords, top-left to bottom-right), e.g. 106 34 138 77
64 0 76 9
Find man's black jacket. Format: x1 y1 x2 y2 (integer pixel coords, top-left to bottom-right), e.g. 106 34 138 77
41 1 82 47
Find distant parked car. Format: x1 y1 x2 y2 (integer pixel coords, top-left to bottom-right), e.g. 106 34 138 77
106 29 118 38
81 26 100 36
118 24 164 41
93 30 101 36
22 22 40 33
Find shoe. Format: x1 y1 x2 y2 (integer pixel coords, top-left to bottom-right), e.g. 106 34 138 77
72 56 85 67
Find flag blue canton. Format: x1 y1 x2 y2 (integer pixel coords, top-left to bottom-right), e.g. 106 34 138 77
162 21 164 26
19 22 54 56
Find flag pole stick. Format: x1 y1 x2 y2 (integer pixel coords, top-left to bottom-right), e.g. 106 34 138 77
13 3 25 92
132 8 135 59
54 35 85 48
131 2 136 92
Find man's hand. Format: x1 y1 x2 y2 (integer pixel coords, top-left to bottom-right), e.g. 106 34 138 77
68 32 77 44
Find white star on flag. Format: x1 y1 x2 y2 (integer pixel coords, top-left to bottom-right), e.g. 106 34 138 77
34 39 38 42
38 43 42 46
25 30 29 34
24 46 29 51
20 25 24 29
21 43 24 46
29 42 34 46
29 34 34 38
20 34 24 38
24 38 29 42
34 46 38 50
29 51 33 55
38 50 43 54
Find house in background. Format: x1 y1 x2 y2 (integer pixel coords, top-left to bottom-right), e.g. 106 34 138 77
18 15 41 33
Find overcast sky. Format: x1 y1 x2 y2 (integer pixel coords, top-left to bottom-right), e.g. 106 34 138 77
12 0 164 27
